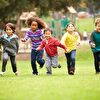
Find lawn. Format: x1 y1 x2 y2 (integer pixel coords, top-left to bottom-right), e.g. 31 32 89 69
0 42 100 100
75 18 95 34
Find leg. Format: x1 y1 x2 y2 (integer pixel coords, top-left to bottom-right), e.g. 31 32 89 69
93 52 100 73
65 52 71 74
45 54 52 75
51 55 59 68
1 52 9 72
31 50 38 75
10 55 17 73
70 50 76 71
37 49 45 68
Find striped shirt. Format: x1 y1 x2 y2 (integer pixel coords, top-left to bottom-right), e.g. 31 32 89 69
24 29 44 50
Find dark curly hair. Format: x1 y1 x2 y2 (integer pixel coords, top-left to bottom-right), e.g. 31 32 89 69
26 17 47 29
4 23 15 33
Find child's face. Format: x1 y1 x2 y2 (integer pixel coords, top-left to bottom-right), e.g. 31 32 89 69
44 30 52 40
96 23 100 32
6 26 13 36
31 21 38 32
66 24 75 32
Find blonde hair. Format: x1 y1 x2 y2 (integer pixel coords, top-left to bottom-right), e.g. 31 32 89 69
95 18 100 26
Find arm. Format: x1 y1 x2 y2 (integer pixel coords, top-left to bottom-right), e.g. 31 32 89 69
55 40 67 52
36 40 45 51
60 33 67 47
21 31 30 42
89 32 95 48
75 32 80 46
16 38 19 53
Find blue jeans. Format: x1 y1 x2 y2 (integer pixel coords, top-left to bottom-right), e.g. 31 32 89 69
65 50 76 73
31 49 45 74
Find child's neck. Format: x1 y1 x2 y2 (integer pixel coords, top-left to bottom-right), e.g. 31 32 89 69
7 34 13 37
68 31 74 34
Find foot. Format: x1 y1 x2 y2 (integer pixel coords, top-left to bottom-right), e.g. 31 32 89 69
96 72 100 74
69 71 74 75
33 72 38 75
46 72 52 75
58 64 61 68
0 72 5 76
15 71 18 76
39 63 45 69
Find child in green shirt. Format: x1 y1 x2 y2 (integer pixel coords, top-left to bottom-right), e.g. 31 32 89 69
89 18 100 74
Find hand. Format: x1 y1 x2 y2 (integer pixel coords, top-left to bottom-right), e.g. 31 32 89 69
36 47 41 51
21 38 25 42
91 42 95 48
64 48 68 53
0 32 2 36
76 42 80 46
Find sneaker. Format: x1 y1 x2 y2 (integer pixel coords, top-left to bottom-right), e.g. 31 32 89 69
39 63 44 68
15 71 18 76
96 72 100 74
69 71 74 75
33 73 38 76
58 64 61 68
0 72 5 76
39 60 45 68
46 72 52 75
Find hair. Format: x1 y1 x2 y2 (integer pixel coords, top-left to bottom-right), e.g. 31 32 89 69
44 28 53 34
4 23 15 33
65 22 75 29
95 18 100 26
26 17 46 29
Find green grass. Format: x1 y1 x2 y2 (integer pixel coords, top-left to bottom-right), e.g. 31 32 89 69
75 18 95 34
0 43 100 100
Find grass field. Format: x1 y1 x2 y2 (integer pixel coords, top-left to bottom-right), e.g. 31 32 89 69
0 42 100 100
75 18 95 33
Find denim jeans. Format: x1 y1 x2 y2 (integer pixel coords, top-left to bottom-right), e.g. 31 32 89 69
65 50 76 73
93 51 100 73
2 52 17 73
31 49 45 74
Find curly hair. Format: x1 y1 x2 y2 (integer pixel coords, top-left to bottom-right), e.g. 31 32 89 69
4 23 15 33
26 17 47 29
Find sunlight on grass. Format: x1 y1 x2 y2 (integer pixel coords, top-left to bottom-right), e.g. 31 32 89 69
0 43 100 100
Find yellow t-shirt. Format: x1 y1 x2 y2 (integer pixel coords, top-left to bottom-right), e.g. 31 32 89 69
61 31 80 52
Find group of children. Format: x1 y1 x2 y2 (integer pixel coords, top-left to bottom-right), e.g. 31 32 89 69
0 17 100 76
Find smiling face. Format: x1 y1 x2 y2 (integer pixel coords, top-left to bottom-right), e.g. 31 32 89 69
96 22 100 32
66 23 75 33
44 30 52 40
30 21 38 32
5 26 13 36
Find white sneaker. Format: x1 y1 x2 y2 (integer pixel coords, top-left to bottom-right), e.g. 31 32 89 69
15 71 18 76
0 72 5 76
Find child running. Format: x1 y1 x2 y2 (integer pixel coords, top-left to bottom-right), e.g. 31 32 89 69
89 18 100 74
21 17 46 75
61 22 80 75
0 23 19 76
36 28 67 75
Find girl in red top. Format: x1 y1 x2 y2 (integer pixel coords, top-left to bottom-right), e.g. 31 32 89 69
37 28 67 75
